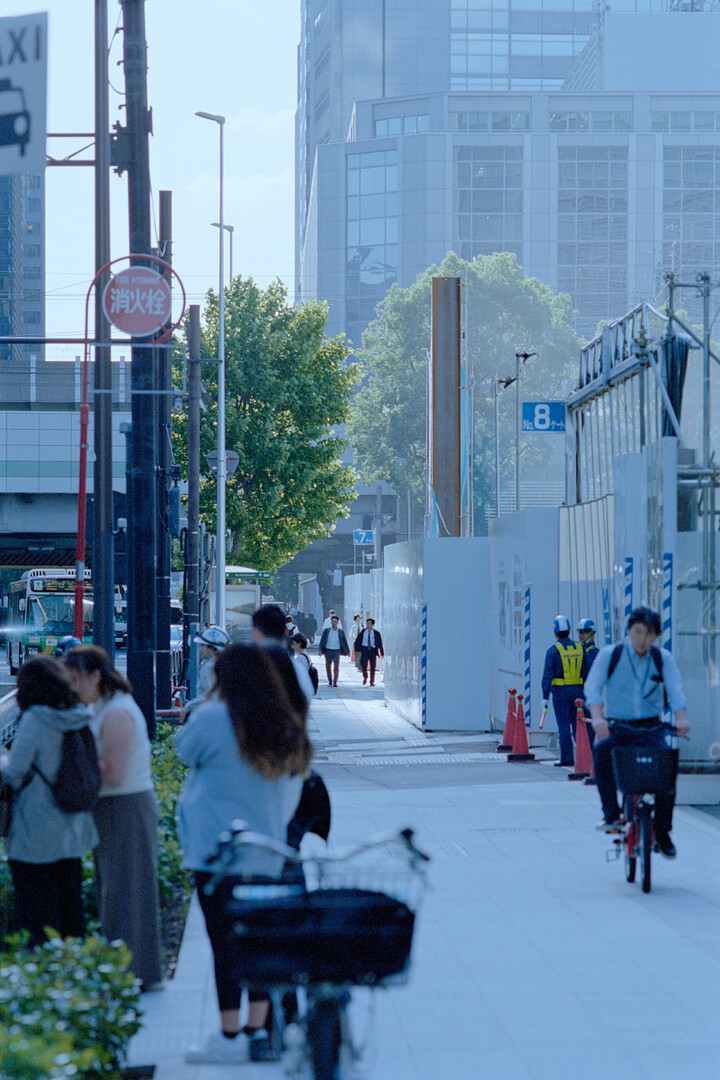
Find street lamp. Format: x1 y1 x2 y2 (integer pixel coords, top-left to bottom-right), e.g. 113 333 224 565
196 109 227 627
514 351 538 512
212 222 234 282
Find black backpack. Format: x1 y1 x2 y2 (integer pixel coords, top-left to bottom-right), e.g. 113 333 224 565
34 727 102 813
307 659 319 694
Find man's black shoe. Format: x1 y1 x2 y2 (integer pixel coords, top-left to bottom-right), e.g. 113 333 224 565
554 760 573 767
655 834 677 858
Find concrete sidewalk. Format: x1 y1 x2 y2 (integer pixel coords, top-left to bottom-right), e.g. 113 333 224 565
128 659 720 1079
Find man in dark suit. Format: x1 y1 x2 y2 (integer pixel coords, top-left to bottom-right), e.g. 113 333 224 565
356 618 384 686
317 615 350 687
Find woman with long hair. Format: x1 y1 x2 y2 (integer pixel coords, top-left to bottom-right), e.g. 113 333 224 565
0 655 98 946
62 645 162 989
176 642 312 1066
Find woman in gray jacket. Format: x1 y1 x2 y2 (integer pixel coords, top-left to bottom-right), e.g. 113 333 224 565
176 642 312 1066
0 656 98 946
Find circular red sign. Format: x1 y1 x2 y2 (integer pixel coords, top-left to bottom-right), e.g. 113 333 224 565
102 265 172 337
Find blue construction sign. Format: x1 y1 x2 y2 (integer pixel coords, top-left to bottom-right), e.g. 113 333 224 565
353 529 375 546
522 402 565 432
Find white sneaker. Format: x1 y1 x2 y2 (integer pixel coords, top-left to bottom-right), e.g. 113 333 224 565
185 1031 249 1064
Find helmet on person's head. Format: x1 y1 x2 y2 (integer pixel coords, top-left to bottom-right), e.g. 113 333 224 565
55 635 82 656
194 625 229 650
577 618 596 633
553 615 571 634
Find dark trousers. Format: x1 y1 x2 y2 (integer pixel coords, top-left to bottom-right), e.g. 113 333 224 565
9 857 86 947
593 725 675 836
361 649 379 684
323 649 340 684
195 871 267 1012
552 692 578 764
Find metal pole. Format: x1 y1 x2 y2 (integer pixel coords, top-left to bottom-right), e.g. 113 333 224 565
495 379 500 517
515 351 520 513
122 0 156 733
430 277 462 536
155 190 172 708
93 0 114 659
186 307 201 639
407 488 411 540
375 483 382 568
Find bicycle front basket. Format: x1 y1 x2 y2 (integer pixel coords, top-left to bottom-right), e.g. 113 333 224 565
223 886 415 987
611 746 678 795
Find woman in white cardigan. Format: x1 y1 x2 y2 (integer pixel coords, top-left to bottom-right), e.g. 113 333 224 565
63 645 162 989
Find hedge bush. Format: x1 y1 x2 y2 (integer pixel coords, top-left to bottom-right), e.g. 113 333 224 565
0 933 141 1079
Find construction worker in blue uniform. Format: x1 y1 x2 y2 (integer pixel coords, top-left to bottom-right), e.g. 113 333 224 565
577 618 599 749
542 615 586 766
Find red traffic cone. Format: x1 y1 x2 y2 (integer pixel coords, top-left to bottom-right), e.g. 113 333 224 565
508 694 535 762
497 689 517 752
569 698 594 780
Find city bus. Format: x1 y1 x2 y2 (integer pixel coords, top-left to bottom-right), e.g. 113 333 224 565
6 568 93 674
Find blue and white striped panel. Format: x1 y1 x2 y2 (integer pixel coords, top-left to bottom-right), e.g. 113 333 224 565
421 604 428 729
662 552 673 652
624 557 633 621
524 587 531 727
602 586 612 645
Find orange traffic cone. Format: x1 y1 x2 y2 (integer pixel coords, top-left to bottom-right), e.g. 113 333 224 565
497 689 517 752
569 698 594 781
508 694 535 762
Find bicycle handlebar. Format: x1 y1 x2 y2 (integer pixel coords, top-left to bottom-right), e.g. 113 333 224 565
204 823 430 895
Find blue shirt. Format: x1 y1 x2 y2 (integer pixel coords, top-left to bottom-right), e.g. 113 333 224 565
583 639 687 719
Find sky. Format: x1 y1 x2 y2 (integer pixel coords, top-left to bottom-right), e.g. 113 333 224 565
7 0 301 357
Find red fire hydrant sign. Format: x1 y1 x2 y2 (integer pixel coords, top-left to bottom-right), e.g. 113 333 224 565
102 265 172 337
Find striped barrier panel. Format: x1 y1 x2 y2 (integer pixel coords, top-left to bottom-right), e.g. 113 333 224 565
662 552 673 651
624 557 634 620
523 587 531 727
421 605 427 729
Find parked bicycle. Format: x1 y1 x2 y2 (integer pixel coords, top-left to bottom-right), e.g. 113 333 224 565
607 721 679 893
204 822 430 1079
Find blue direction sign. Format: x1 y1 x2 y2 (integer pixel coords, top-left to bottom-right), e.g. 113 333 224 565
353 529 375 546
522 402 565 432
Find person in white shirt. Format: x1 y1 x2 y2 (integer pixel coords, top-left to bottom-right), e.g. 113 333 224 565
321 609 343 630
355 618 384 686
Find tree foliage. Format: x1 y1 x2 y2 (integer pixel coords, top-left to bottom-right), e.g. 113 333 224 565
173 277 358 570
347 252 581 529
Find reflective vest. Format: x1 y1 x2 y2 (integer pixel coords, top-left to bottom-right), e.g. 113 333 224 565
551 640 584 686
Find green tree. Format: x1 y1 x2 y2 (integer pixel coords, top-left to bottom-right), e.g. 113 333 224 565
347 252 581 530
173 277 358 570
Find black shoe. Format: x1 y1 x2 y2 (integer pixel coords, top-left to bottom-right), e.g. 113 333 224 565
333 681 338 687
655 833 677 858
554 760 573 767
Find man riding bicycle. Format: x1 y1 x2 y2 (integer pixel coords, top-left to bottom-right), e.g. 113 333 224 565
584 606 689 858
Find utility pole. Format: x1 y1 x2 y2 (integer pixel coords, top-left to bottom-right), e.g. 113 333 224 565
374 484 383 568
93 0 114 658
119 0 156 733
186 306 201 647
429 277 462 536
155 191 172 708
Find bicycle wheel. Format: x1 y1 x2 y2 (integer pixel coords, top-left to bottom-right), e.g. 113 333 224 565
307 998 342 1080
623 794 636 883
640 806 652 893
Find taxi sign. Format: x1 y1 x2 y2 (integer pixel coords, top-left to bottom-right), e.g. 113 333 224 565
102 265 172 337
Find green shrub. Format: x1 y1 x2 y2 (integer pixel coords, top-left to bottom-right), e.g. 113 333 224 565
0 933 141 1079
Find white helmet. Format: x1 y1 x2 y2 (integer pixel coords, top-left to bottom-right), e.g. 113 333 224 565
553 615 571 634
194 624 229 649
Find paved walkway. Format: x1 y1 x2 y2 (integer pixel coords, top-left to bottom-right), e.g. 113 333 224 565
128 657 720 1079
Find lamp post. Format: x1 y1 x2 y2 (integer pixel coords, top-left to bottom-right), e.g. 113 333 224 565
196 110 227 626
212 222 234 282
514 350 538 512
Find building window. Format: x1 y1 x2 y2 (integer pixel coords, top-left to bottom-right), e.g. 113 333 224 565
374 114 429 138
347 150 398 347
663 146 720 289
557 146 629 336
454 146 523 263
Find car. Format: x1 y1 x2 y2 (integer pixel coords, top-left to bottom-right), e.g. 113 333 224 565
0 79 30 156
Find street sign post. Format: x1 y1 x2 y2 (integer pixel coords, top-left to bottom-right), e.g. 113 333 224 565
353 529 374 546
0 14 47 176
102 265 173 337
522 402 565 432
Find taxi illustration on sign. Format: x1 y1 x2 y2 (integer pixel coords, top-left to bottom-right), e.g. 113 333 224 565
0 79 30 156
